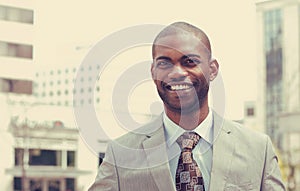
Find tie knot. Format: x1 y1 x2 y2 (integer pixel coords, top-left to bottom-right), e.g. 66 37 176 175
176 132 200 150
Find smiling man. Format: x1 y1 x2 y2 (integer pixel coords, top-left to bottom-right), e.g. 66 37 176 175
89 22 286 191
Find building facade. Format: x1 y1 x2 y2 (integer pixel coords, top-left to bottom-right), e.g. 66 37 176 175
0 1 36 190
33 64 101 108
0 1 101 190
256 0 300 189
0 0 35 94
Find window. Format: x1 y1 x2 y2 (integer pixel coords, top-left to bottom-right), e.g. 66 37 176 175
29 149 62 166
14 177 22 191
48 180 60 191
66 178 75 191
0 78 32 94
246 108 255 117
14 148 24 166
30 179 42 191
0 5 33 24
98 152 105 166
67 151 75 167
0 41 33 59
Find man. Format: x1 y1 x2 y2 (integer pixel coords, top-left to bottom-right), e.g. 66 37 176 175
89 22 286 191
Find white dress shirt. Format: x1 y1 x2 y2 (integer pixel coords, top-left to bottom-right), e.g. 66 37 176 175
163 109 213 191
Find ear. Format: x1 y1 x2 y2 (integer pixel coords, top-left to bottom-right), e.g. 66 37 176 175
209 59 219 81
151 62 155 80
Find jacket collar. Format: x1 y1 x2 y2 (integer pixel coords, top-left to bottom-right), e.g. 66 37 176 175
208 111 235 191
141 115 176 190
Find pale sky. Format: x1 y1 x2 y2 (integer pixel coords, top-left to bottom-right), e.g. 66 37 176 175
34 0 258 120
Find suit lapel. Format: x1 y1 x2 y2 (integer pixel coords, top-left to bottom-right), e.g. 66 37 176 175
209 112 236 191
142 123 176 191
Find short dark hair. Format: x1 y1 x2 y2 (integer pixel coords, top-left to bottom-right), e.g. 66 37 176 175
152 22 211 58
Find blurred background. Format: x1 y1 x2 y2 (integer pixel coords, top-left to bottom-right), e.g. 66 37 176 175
0 0 299 190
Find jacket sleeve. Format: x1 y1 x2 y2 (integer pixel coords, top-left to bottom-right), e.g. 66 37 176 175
261 136 286 191
88 142 119 191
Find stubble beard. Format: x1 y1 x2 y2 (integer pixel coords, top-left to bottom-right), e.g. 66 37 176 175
157 83 209 115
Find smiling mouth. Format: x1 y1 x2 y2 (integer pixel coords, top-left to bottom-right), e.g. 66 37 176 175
165 83 194 91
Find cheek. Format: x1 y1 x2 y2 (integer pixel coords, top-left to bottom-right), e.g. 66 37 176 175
152 69 169 82
194 67 210 82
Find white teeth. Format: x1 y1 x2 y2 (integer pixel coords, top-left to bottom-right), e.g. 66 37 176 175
170 84 191 90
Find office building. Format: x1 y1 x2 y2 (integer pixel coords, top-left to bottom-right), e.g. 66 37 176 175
0 1 99 190
256 0 300 189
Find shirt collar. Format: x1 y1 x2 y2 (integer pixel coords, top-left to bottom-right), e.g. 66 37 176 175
163 109 213 148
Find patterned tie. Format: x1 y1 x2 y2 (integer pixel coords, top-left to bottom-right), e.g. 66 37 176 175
175 132 205 191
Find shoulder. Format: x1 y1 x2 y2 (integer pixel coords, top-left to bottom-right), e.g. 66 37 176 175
213 111 269 145
103 114 165 168
223 118 270 149
108 114 164 148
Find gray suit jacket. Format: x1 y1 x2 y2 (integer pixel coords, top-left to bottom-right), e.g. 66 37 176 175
89 112 286 191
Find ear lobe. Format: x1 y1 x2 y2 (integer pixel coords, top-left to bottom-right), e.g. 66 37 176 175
209 59 219 81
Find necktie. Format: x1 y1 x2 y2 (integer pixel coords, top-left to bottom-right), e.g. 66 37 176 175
175 132 205 191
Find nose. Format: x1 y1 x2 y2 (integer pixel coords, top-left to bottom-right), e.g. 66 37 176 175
168 65 188 80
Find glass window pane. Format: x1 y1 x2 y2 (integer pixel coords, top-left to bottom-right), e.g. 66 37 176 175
30 179 42 191
48 180 60 191
14 148 24 166
98 152 105 166
14 177 22 191
0 41 33 59
0 78 33 95
0 5 33 24
67 151 75 167
66 178 75 191
29 149 61 166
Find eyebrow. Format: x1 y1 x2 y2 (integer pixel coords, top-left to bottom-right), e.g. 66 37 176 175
182 54 201 59
155 54 201 62
155 56 172 61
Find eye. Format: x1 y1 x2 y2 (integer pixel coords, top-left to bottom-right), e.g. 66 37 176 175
183 58 201 67
156 61 172 69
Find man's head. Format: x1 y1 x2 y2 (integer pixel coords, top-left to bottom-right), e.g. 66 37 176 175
151 22 219 114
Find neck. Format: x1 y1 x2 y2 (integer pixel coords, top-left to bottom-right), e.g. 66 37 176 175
165 101 209 130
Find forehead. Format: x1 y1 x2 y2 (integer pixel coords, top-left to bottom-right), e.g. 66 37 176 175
153 34 210 58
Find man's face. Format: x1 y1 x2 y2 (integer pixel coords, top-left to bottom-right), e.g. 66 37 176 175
152 33 214 113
